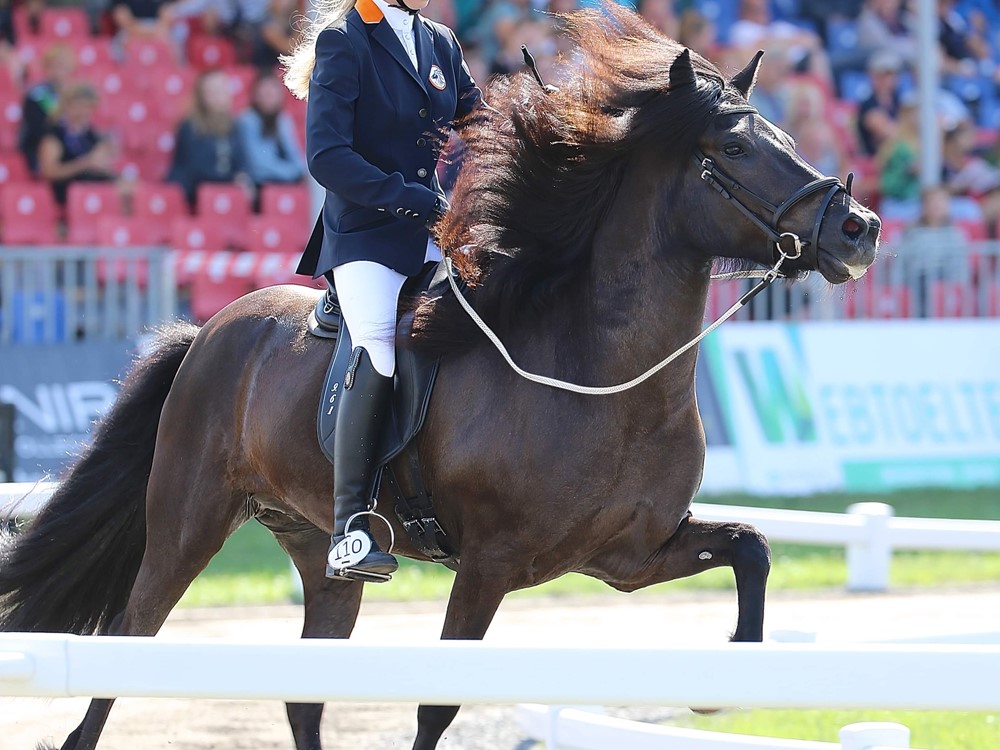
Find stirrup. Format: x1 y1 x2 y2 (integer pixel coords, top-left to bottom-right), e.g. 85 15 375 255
327 566 393 584
326 512 397 583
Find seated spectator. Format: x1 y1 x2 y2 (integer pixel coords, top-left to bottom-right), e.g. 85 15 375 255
168 69 251 206
856 50 902 157
251 0 299 69
876 92 920 221
937 0 999 83
678 7 717 58
37 83 119 206
942 119 1000 232
856 0 916 69
19 44 76 175
728 0 832 86
638 0 678 39
467 0 531 73
236 71 305 188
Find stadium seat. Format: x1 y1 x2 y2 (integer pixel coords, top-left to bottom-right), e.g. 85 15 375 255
133 182 187 242
12 5 35 40
930 281 969 317
260 184 313 226
187 34 237 70
117 100 158 150
122 36 177 70
171 216 227 252
40 8 90 41
245 216 310 254
74 39 115 71
150 68 195 122
0 153 30 186
196 184 251 247
252 251 318 289
189 271 252 323
66 183 124 245
97 216 156 247
0 182 59 244
0 92 23 151
223 65 256 112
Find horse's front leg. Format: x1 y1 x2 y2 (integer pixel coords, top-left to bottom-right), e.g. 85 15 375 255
618 515 771 642
411 560 510 750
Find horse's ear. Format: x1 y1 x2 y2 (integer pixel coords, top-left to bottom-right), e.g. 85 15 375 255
669 48 696 88
731 50 764 99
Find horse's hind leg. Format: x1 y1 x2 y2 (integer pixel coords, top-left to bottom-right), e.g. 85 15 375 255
627 515 771 642
259 509 364 750
412 561 509 750
58 460 246 750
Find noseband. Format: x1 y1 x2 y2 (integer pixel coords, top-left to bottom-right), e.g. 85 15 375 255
693 108 854 268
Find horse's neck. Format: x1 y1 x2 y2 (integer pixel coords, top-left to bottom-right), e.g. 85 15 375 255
574 179 712 405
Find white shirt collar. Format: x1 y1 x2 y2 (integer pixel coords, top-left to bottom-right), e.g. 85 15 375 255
371 0 414 33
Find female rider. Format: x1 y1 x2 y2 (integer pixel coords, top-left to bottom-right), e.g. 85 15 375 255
284 0 481 580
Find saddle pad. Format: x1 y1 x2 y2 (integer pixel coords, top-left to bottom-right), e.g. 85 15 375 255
316 262 442 468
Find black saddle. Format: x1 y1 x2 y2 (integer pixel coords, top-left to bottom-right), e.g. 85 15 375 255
308 261 458 566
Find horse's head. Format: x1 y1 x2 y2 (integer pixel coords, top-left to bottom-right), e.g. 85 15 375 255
671 49 880 283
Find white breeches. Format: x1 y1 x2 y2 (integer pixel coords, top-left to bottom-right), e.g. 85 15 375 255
333 239 442 377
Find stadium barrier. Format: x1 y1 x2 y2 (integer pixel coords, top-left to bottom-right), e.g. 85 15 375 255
3 484 1000 593
0 247 177 344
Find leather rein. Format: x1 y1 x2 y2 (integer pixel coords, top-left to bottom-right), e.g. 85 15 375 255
444 109 856 396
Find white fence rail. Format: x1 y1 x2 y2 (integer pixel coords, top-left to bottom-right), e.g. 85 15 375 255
5 485 1000 592
1 634 1000 710
516 707 918 750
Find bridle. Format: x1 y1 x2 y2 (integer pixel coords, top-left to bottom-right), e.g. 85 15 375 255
442 106 862 395
692 105 855 272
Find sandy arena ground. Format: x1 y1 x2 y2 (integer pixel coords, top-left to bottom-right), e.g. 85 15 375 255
2 586 998 750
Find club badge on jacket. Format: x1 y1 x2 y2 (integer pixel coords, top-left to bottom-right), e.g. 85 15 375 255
429 64 446 90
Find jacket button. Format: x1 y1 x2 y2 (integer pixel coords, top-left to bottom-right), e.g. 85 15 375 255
395 208 404 215
416 137 426 147
418 108 428 117
417 168 428 178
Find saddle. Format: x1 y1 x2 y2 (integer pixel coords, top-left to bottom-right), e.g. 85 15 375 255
308 261 459 569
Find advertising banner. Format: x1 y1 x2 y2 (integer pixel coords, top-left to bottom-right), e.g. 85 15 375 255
0 342 133 481
698 320 1000 494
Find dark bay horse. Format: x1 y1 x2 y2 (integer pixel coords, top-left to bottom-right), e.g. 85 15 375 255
0 8 879 750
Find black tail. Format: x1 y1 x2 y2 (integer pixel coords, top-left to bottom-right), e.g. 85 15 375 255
0 322 200 634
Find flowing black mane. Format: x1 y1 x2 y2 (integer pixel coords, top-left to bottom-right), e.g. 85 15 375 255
410 5 749 353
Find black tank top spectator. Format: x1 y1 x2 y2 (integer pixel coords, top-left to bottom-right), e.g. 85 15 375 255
167 70 251 206
857 50 902 157
250 0 298 68
37 83 118 205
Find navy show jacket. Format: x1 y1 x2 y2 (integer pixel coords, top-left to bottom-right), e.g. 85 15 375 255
298 0 481 279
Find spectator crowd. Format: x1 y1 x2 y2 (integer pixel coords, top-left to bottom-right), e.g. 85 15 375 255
1 0 1000 318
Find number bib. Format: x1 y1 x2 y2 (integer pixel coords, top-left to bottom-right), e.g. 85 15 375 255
327 530 372 570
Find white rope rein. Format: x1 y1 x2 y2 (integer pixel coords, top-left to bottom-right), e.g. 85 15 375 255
443 256 786 396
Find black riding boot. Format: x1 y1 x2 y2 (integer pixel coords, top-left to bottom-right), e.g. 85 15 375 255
325 346 399 581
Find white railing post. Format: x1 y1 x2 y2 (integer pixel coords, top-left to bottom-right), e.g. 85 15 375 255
839 721 910 749
846 503 894 592
546 705 561 749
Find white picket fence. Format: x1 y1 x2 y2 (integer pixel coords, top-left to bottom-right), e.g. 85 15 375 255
5 483 1000 592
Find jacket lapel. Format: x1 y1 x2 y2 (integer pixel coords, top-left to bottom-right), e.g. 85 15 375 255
414 17 433 86
369 15 428 94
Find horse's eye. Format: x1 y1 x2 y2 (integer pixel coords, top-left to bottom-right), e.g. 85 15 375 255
723 144 745 157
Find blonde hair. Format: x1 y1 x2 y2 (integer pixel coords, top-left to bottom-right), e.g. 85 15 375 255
282 0 357 100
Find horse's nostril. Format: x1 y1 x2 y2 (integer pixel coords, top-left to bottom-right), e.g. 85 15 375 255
841 213 868 240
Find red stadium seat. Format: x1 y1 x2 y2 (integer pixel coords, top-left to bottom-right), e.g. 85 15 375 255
74 39 115 71
97 216 157 247
122 37 177 70
171 216 226 252
40 8 90 41
133 182 187 242
150 68 195 122
189 271 252 323
956 218 988 242
0 153 30 186
252 252 321 289
196 184 251 247
260 184 312 226
0 92 23 151
222 65 256 112
245 216 310 254
66 183 124 245
187 34 237 70
929 281 970 317
0 182 59 244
